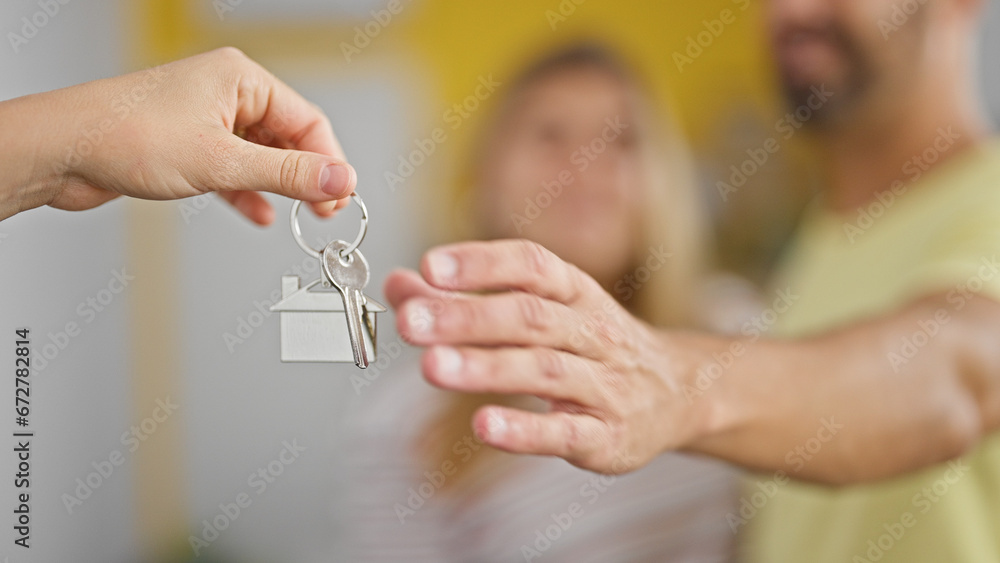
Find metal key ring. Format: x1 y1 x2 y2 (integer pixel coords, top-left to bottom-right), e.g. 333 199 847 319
289 193 368 259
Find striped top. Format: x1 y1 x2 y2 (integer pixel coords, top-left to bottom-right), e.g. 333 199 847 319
334 350 741 562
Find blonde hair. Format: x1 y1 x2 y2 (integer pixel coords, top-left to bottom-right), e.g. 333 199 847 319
420 43 707 489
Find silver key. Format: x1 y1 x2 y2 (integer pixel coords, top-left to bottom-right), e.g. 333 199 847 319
322 240 372 368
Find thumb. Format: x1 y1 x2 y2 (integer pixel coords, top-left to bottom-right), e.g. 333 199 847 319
209 136 356 202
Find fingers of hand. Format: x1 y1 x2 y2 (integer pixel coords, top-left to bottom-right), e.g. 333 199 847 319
423 346 606 406
384 269 452 310
220 47 345 160
203 150 348 223
398 290 603 353
201 48 356 202
218 191 274 225
472 405 607 467
420 239 604 308
211 137 355 201
308 199 339 218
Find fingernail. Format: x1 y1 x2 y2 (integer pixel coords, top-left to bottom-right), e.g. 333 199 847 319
479 409 507 441
427 251 458 283
320 163 353 197
407 302 434 335
433 346 463 383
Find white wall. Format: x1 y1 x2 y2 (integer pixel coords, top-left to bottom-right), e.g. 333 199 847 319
979 0 1000 127
0 1 137 562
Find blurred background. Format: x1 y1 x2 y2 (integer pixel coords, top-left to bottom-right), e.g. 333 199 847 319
0 0 997 561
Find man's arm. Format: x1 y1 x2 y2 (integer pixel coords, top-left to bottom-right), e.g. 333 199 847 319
385 239 1000 484
684 293 1000 484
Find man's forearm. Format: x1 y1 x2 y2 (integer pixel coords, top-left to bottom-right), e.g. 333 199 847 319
682 294 1000 484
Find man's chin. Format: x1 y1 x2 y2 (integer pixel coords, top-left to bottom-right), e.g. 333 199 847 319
778 75 842 126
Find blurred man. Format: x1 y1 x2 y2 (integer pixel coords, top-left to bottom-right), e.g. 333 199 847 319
745 0 998 561
386 0 999 561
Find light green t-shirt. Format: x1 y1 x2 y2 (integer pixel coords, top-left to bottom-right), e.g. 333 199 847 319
746 141 1000 563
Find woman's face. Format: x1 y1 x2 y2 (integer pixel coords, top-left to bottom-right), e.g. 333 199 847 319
477 66 644 288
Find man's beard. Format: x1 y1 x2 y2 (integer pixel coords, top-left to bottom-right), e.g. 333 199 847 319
776 23 877 128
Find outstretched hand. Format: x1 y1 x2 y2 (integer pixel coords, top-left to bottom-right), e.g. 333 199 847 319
4 47 356 224
384 239 707 474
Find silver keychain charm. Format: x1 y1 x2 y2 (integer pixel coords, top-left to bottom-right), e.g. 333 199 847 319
269 194 384 368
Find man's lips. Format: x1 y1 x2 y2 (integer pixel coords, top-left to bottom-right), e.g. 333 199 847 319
774 31 844 82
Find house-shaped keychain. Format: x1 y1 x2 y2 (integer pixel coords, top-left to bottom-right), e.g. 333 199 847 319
269 275 386 363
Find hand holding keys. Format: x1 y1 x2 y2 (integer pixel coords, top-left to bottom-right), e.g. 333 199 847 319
270 194 384 369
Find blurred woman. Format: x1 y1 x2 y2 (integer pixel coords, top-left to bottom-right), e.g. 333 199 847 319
337 44 739 562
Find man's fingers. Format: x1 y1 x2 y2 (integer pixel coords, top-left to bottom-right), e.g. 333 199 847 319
423 346 607 406
397 290 603 353
223 47 346 160
308 199 342 218
217 191 274 225
384 269 458 310
217 190 345 224
204 135 356 202
472 405 606 465
200 48 355 203
419 239 606 308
